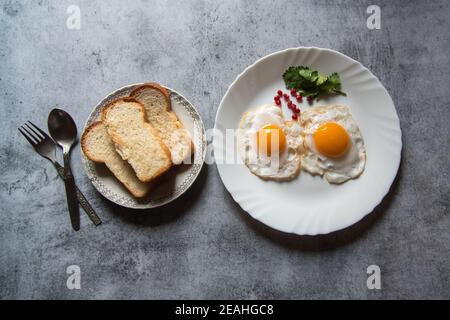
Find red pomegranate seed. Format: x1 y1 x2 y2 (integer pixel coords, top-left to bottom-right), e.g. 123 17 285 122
292 114 298 120
277 90 283 96
295 108 300 113
274 96 279 102
275 99 281 106
296 95 303 102
290 89 297 96
291 103 296 110
287 100 293 107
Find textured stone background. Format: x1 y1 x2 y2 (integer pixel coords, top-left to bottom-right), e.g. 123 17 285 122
0 0 449 299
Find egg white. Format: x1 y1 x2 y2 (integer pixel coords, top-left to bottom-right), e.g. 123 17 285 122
301 105 366 184
237 105 303 181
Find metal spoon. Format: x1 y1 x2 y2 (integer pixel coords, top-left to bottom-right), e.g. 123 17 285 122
48 108 80 231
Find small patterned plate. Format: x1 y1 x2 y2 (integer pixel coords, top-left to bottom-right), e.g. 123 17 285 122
81 83 206 209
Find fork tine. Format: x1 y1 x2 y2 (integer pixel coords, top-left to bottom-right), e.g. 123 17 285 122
25 122 46 140
27 121 50 140
18 127 38 146
21 125 42 143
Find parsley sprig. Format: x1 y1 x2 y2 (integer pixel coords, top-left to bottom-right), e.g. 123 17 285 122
282 66 346 100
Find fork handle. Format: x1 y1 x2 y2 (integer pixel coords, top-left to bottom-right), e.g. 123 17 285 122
54 162 102 226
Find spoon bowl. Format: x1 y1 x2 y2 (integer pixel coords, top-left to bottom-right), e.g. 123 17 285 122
48 108 77 151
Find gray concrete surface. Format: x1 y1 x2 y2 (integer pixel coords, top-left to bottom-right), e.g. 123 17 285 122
0 0 449 299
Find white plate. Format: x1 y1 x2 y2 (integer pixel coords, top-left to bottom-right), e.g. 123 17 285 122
81 83 206 209
214 47 402 235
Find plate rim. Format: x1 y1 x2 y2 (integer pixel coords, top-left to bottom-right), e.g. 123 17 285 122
213 46 402 235
81 82 207 210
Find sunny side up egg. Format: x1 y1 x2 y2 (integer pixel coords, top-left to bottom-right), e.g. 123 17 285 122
301 105 366 184
237 105 303 181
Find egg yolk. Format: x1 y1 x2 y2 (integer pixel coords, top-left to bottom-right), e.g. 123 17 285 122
313 122 350 158
257 124 286 156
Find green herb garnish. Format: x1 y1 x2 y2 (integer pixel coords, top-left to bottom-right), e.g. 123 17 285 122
282 66 346 100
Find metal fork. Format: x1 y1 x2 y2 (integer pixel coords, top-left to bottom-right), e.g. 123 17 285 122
18 121 102 227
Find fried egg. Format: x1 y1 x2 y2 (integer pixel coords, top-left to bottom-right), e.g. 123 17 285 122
238 104 303 181
301 105 366 184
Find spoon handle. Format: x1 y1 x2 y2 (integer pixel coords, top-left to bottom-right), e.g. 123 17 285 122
54 162 101 226
63 152 80 231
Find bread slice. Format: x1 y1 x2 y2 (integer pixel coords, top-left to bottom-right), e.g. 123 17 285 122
81 121 151 197
101 98 172 183
130 83 193 164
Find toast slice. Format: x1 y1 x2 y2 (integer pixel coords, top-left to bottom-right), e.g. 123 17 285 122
130 83 193 164
101 98 172 183
81 121 151 197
